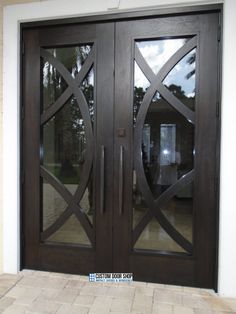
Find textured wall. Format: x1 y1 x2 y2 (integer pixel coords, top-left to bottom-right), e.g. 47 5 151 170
0 0 40 273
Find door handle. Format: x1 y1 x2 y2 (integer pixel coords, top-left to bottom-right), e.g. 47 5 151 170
100 145 105 214
119 145 124 215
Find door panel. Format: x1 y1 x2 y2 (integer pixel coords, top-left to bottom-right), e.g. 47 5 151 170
94 23 115 272
23 23 115 273
22 11 219 288
114 13 219 287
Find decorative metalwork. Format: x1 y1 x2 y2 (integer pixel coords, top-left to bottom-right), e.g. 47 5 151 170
40 45 95 245
133 36 197 254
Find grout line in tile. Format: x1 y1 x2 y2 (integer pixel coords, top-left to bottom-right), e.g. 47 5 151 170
0 275 24 300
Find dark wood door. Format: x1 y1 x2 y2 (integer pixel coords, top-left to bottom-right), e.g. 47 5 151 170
22 22 115 274
22 10 219 288
113 13 219 288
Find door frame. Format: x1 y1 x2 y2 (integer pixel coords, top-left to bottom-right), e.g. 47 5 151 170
19 3 222 290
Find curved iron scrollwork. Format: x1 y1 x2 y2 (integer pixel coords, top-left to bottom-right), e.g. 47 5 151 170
40 46 95 246
133 36 197 254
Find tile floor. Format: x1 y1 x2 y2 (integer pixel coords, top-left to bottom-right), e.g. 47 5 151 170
0 270 235 313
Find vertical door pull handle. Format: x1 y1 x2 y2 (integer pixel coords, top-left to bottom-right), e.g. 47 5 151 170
119 145 124 215
100 145 105 214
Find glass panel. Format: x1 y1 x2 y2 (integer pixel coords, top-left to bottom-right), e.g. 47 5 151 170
134 61 150 125
163 48 196 110
160 124 176 167
134 216 185 253
41 45 94 244
139 93 194 200
46 214 91 246
42 45 92 112
161 183 193 243
79 177 94 223
63 182 94 223
42 96 94 226
42 97 85 185
42 178 67 231
136 38 187 75
133 170 147 229
42 62 68 111
133 37 195 252
132 90 194 251
80 67 95 126
46 45 92 77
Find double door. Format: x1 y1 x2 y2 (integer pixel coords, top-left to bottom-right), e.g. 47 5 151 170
22 10 219 288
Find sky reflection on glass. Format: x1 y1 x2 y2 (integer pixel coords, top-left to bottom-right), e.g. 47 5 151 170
135 38 196 99
163 48 196 98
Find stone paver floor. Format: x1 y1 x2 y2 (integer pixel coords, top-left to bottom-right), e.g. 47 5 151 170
0 270 235 313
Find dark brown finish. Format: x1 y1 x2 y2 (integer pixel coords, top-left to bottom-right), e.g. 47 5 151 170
100 145 105 214
94 23 114 272
113 12 219 288
22 22 115 274
194 12 219 288
118 146 124 216
22 6 221 289
22 29 41 268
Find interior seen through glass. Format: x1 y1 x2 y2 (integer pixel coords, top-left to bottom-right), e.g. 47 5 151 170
47 214 91 246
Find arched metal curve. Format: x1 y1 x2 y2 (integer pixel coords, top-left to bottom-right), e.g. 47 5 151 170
40 166 94 244
133 37 197 253
40 47 95 245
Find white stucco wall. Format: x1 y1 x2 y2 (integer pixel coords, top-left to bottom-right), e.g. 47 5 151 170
2 0 236 297
218 0 236 298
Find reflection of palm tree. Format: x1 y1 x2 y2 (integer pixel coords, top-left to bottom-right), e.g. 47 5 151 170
133 86 146 124
186 52 196 80
43 46 94 182
134 84 186 107
167 84 186 98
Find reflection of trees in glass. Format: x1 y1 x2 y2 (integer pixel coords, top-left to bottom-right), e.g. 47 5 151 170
133 86 145 124
186 52 196 80
166 84 186 98
80 70 94 123
133 84 187 124
133 47 197 122
43 46 94 182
